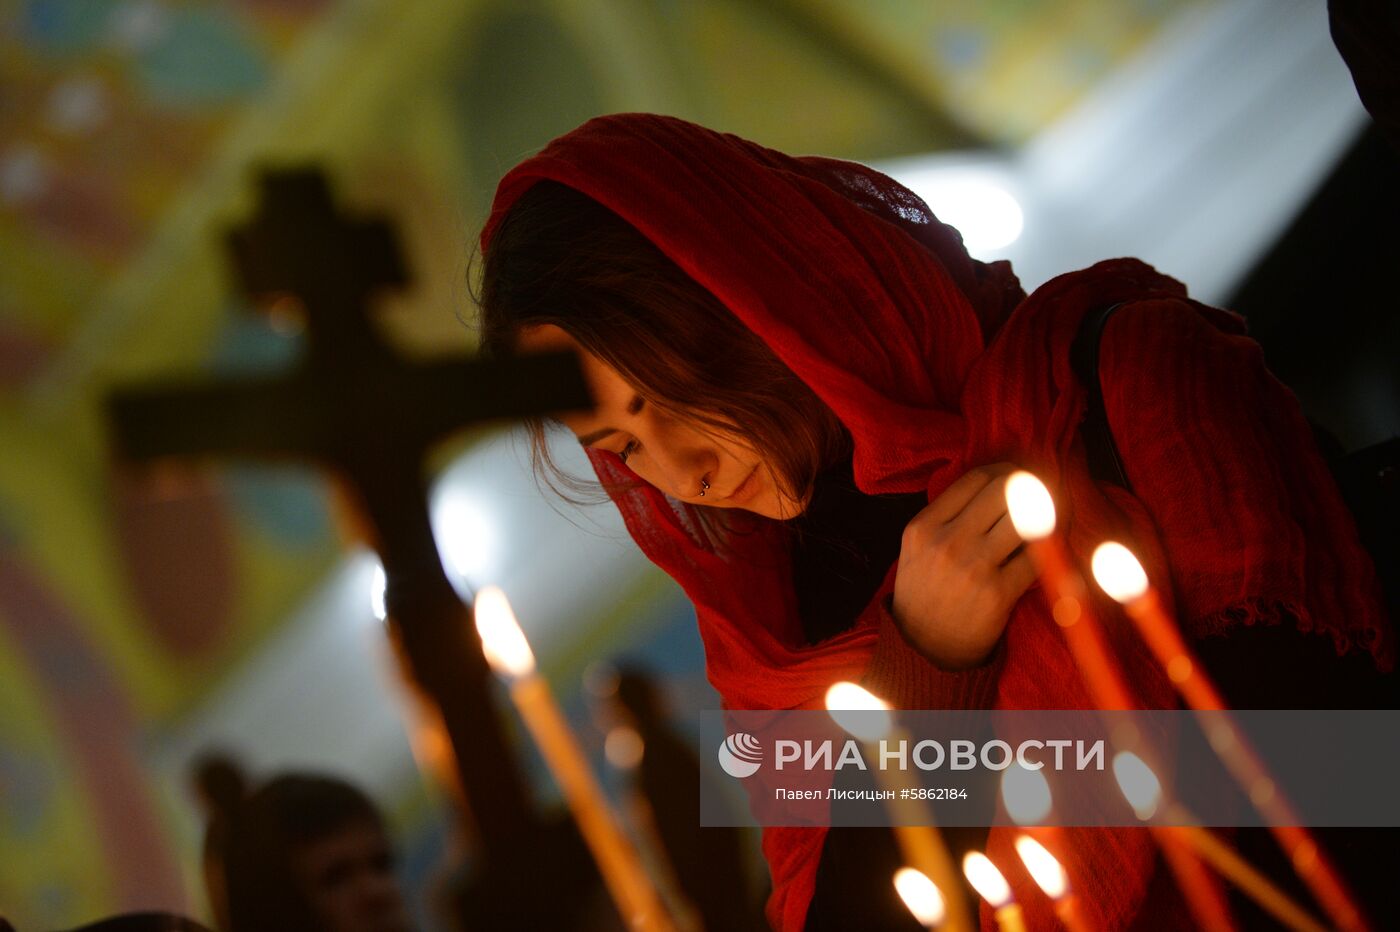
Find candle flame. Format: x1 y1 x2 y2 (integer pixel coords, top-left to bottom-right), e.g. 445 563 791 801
1005 471 1057 540
1001 764 1053 825
893 867 946 927
473 585 536 677
1014 835 1069 899
824 681 894 742
1090 542 1149 603
963 851 1013 908
1112 751 1162 820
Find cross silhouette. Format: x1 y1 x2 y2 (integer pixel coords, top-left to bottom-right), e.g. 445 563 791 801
108 168 590 860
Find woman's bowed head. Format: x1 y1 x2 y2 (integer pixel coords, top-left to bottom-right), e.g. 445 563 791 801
475 114 1392 932
481 177 1033 672
479 177 848 525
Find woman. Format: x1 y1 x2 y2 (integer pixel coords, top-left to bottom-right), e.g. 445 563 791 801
475 114 1393 930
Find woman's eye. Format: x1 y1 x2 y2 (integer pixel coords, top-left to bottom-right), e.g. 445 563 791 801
619 439 640 464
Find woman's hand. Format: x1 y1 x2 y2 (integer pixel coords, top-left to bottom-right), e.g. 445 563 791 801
891 463 1037 670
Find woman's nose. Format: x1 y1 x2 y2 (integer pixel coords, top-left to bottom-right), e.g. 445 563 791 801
659 459 709 499
645 437 712 499
680 471 710 500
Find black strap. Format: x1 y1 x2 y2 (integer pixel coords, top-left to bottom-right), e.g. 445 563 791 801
1071 301 1132 490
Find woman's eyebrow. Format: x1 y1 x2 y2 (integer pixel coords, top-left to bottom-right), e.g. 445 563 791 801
575 396 644 446
577 427 616 446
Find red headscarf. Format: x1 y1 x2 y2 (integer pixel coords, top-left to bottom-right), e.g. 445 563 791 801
483 114 1393 930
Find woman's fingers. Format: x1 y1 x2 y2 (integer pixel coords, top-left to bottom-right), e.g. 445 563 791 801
998 547 1038 601
987 512 1025 563
915 465 1024 567
891 462 1035 669
958 470 1017 539
923 463 1016 525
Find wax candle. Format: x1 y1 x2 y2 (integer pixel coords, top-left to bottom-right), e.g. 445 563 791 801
999 764 1070 875
894 867 948 929
1004 472 1235 930
963 851 1027 932
1000 765 1095 929
826 682 974 932
475 586 673 932
1004 472 1136 710
1013 834 1094 932
1112 751 1327 932
1093 542 1371 932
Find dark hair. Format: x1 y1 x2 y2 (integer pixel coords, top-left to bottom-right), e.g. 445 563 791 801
192 750 246 815
218 774 387 932
473 180 849 531
241 774 383 844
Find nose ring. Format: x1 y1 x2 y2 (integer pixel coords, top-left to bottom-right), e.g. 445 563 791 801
699 478 710 498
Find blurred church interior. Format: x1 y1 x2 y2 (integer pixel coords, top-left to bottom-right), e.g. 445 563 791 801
1 0 1394 928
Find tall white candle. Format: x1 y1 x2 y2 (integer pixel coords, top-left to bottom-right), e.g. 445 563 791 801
825 682 973 932
475 586 673 931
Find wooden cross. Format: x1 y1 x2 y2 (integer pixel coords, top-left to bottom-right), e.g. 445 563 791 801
108 168 591 861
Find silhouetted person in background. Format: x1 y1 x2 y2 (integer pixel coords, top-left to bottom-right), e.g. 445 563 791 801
190 752 248 928
198 762 414 932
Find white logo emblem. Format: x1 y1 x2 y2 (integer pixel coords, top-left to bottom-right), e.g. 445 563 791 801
718 733 763 778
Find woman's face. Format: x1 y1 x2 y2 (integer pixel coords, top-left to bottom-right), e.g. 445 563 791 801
517 324 806 519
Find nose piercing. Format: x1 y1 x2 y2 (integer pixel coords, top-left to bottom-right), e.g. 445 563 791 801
699 478 710 497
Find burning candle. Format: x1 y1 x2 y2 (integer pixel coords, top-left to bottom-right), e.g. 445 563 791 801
963 851 1027 932
1013 835 1094 932
825 682 974 932
1092 543 1370 932
1000 762 1071 859
1109 751 1235 929
1111 751 1326 932
1004 472 1137 710
1005 472 1234 928
1112 751 1163 821
894 867 947 929
474 586 674 932
1000 763 1053 827
1000 765 1084 922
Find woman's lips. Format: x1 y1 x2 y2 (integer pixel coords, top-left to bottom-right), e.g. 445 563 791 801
726 466 759 503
